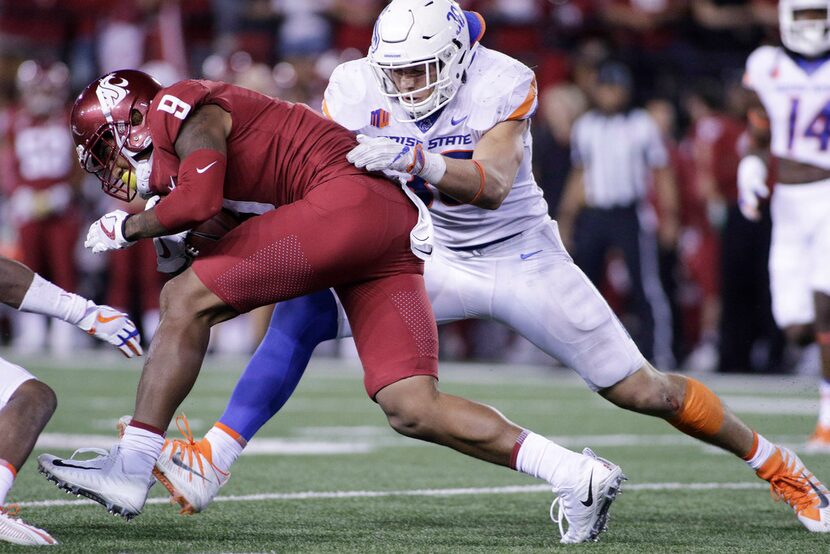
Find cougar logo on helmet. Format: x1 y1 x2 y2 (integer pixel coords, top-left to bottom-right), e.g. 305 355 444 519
96 74 129 113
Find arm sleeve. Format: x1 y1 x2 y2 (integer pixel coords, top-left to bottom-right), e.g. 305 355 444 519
153 149 227 233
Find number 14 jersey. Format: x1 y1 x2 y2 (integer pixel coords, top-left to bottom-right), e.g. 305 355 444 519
745 45 830 170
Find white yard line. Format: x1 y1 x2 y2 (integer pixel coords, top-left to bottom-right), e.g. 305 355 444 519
16 481 768 509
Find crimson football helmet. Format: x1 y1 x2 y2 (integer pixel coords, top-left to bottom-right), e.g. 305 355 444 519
71 69 161 201
16 60 70 117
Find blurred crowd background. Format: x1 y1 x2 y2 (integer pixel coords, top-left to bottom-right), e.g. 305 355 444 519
0 0 806 375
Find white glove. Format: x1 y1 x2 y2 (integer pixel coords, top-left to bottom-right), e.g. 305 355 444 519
84 209 134 253
347 134 446 183
145 196 191 274
737 155 769 221
76 302 143 358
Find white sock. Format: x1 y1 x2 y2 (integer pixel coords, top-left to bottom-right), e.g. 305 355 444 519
205 425 244 473
19 274 91 326
119 424 165 478
819 380 830 428
745 432 776 471
513 431 589 490
0 462 14 506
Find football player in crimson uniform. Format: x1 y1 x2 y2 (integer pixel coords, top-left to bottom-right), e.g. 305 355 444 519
3 61 85 353
159 0 830 536
38 66 625 543
0 256 142 546
739 0 830 453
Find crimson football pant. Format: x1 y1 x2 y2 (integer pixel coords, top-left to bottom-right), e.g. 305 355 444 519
192 174 438 398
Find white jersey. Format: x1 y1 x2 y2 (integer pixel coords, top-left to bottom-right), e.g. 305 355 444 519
745 45 830 169
323 45 549 249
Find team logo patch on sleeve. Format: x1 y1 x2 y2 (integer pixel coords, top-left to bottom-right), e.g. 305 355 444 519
370 108 390 128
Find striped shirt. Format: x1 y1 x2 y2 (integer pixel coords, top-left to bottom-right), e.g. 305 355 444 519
571 108 668 208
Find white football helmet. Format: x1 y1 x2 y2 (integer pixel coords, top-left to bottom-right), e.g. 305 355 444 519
780 0 830 57
368 0 475 122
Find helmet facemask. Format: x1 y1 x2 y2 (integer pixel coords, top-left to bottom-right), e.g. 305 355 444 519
780 1 830 57
370 39 465 122
79 107 152 202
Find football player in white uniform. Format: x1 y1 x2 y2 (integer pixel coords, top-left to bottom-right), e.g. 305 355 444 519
0 256 142 545
156 0 830 537
739 0 830 452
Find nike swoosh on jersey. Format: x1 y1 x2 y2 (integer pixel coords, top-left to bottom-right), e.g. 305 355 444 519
520 250 543 260
196 161 218 174
581 470 594 507
451 115 468 126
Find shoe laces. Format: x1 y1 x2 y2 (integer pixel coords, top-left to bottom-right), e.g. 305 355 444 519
769 468 821 513
68 447 109 460
0 504 20 517
166 414 228 482
549 495 567 539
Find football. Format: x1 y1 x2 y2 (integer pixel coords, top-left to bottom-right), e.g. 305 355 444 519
186 208 246 256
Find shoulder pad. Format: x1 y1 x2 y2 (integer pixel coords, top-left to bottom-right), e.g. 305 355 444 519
744 46 782 91
324 60 372 131
465 47 537 132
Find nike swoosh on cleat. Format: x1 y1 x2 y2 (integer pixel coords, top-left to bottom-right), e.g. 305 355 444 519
805 474 830 508
451 115 468 126
196 161 218 174
171 453 205 479
52 460 99 471
520 250 543 260
581 470 594 507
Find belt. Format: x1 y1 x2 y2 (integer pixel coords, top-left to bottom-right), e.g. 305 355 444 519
446 231 523 252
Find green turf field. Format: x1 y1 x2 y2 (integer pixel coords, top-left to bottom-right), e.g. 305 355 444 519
2 352 828 553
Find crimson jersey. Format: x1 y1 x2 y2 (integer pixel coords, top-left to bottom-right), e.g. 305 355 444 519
146 80 364 209
5 108 74 192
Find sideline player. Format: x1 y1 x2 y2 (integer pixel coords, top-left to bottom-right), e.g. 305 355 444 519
738 0 830 451
158 0 830 535
0 256 142 546
37 67 624 544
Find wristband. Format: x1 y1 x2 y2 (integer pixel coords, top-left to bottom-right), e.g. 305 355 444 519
418 151 447 184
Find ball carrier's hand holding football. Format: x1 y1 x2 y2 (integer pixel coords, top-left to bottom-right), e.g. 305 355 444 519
184 208 245 256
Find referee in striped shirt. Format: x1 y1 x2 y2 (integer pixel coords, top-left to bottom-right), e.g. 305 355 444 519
558 61 679 369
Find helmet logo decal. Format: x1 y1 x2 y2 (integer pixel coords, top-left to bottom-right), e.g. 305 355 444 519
96 74 130 114
447 5 465 36
370 22 380 53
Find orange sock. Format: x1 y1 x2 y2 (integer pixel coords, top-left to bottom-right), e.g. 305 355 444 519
669 377 724 440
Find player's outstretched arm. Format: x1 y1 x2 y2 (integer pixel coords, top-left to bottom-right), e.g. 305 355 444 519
438 119 527 209
0 255 142 357
347 119 526 210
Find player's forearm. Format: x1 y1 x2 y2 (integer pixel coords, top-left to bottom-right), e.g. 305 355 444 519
123 209 171 240
0 256 35 309
435 157 514 210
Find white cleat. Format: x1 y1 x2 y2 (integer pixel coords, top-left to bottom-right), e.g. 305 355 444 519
153 415 229 514
37 446 154 520
0 506 57 546
550 448 625 544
